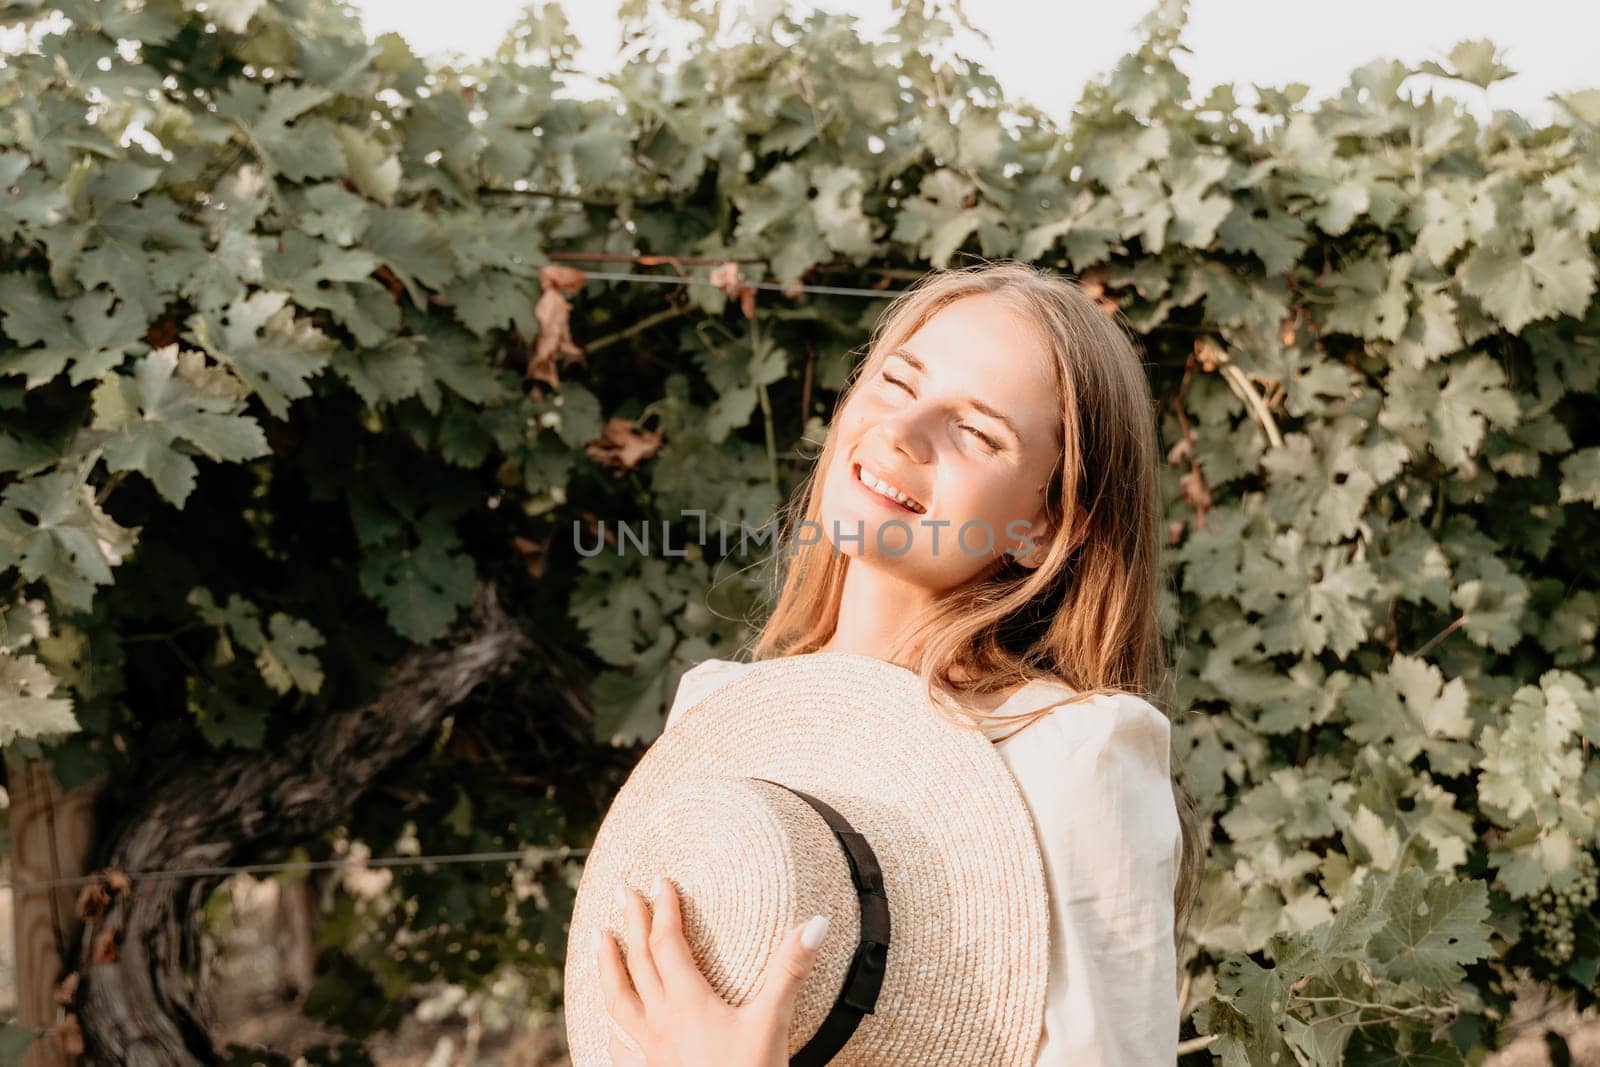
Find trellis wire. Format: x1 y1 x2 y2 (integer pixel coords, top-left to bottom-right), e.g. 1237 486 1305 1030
572 268 903 299
1 845 593 895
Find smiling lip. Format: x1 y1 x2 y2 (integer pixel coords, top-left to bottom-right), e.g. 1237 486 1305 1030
852 461 926 514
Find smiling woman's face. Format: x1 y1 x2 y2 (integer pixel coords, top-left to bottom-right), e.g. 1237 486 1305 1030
817 292 1064 592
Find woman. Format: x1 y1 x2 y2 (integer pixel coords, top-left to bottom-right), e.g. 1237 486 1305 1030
594 260 1205 1065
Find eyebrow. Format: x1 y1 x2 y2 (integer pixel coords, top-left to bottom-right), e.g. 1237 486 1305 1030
887 348 1024 445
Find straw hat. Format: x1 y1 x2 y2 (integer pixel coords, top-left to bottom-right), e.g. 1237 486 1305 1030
562 650 1050 1065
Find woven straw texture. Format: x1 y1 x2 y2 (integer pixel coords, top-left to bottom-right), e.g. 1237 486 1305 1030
563 650 1050 1066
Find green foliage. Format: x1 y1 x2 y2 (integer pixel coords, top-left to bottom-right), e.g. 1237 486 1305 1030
1195 864 1494 1064
1524 848 1599 983
0 1020 36 1063
0 0 1597 1061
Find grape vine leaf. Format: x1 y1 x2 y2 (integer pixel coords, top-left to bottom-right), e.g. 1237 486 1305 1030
1558 446 1600 506
1477 674 1586 825
1458 228 1597 334
1367 866 1493 985
356 508 477 642
90 345 271 507
0 467 140 612
186 291 338 418
257 613 326 696
1342 655 1475 776
0 278 146 387
0 650 79 744
1418 39 1516 89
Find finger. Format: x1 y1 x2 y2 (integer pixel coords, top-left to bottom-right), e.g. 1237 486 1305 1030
607 1023 648 1067
754 913 831 1017
618 883 664 1011
647 875 718 1005
595 928 647 1044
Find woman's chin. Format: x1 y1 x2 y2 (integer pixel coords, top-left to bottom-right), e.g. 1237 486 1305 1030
815 515 934 572
819 509 914 556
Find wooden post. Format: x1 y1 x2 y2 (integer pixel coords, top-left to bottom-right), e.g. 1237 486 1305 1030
274 876 319 999
8 758 103 1067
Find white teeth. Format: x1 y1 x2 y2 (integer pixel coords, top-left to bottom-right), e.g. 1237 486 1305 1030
859 465 923 513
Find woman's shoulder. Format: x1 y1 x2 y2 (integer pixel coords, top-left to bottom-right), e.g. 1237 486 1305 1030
995 683 1177 843
678 656 753 681
1013 675 1163 714
665 657 756 730
992 678 1169 750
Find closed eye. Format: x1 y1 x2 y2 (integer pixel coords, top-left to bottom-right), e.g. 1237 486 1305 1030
962 425 1000 449
883 373 1001 451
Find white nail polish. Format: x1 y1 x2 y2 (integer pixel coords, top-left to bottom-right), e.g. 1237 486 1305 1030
614 884 627 908
801 914 829 950
590 927 602 953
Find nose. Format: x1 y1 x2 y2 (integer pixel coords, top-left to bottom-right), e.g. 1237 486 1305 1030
878 405 933 466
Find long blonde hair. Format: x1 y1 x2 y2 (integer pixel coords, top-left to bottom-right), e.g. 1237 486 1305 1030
742 259 1205 941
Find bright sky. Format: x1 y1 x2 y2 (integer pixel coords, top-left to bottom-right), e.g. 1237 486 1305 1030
345 0 1597 128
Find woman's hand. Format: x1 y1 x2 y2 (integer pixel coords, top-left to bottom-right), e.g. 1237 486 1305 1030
594 874 832 1067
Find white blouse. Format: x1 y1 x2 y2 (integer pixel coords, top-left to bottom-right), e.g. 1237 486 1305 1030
664 658 1183 1066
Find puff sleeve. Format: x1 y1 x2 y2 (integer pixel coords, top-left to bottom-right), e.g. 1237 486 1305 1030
664 658 752 732
995 691 1183 1066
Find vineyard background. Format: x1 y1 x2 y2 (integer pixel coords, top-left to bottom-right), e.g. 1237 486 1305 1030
1 0 1598 1063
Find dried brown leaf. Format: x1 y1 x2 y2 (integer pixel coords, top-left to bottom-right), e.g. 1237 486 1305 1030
584 416 664 477
527 283 586 389
709 260 742 295
539 265 586 295
1194 337 1226 373
91 921 120 964
1178 467 1213 516
711 259 758 317
578 512 616 546
75 881 109 923
373 264 406 302
1076 264 1119 315
512 535 546 581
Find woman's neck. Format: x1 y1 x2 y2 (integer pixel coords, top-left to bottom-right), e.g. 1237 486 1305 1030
817 559 939 665
816 562 1033 712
